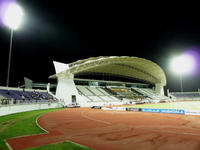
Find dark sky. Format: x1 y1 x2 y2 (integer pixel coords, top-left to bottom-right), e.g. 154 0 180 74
0 1 200 92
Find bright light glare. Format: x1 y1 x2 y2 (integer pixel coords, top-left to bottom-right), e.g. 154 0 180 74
171 54 195 74
3 3 23 30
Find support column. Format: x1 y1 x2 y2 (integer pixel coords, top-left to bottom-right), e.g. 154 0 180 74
55 73 78 105
155 83 164 96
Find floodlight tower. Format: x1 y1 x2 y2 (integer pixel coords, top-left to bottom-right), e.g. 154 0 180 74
170 54 195 92
3 2 23 87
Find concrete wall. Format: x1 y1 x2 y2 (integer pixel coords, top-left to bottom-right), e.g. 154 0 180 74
55 74 78 105
0 103 62 117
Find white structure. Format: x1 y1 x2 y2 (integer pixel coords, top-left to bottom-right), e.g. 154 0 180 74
50 56 167 106
55 73 78 104
53 61 79 104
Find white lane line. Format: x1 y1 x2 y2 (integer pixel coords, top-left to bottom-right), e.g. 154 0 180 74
81 111 112 125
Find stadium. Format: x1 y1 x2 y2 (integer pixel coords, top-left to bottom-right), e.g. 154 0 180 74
1 56 200 150
1 1 200 149
50 56 167 107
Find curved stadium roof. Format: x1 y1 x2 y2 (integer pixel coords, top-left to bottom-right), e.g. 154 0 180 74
49 56 166 86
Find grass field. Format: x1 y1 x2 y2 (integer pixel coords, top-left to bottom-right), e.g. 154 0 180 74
124 101 200 110
0 108 92 150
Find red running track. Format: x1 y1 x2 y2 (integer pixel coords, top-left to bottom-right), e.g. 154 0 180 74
6 108 200 150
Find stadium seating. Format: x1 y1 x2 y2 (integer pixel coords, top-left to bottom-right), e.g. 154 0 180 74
133 88 167 100
170 92 200 100
77 86 94 96
0 89 58 105
77 85 168 104
77 86 121 102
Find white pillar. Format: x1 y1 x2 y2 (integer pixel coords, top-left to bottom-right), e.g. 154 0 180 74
55 73 78 105
47 83 50 92
155 83 164 96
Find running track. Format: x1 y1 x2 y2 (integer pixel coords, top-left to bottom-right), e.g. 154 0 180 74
6 108 200 150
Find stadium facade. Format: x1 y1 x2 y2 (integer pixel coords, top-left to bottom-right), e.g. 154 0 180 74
50 56 167 106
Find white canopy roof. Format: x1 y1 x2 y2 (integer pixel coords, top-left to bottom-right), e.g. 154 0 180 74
49 56 166 86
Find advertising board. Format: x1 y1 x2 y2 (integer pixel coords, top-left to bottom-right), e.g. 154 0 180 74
126 108 141 112
112 107 126 111
185 110 200 115
141 108 185 114
101 107 113 110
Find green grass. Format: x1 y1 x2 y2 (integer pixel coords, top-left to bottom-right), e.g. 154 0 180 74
26 141 93 150
124 101 200 110
0 108 93 150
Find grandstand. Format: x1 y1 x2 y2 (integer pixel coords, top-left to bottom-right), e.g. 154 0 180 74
76 86 121 102
134 88 168 100
0 86 58 105
169 91 200 101
49 56 169 106
0 85 61 116
0 56 170 111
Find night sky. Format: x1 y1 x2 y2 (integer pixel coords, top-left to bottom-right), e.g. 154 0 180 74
0 0 200 92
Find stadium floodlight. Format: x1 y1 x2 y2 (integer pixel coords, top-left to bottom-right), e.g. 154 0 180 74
170 54 195 74
170 54 195 92
2 2 23 30
3 2 23 87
